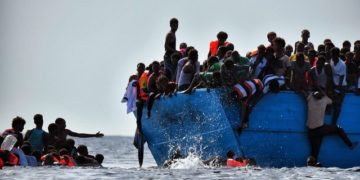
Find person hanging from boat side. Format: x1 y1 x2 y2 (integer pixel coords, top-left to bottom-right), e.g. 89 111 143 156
305 90 358 167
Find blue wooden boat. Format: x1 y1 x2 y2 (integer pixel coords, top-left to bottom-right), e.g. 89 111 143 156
140 89 360 168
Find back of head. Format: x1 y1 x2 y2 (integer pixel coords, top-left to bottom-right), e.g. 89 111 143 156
226 43 234 51
185 46 194 57
226 150 235 158
273 37 286 50
331 47 340 57
77 145 88 156
169 18 178 26
55 118 66 127
217 31 228 41
180 42 187 49
21 143 32 155
207 56 219 66
66 138 75 147
188 49 198 61
48 123 58 134
12 116 26 132
95 154 104 164
34 114 43 128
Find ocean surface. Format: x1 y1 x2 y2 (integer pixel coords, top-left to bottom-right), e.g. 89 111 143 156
1 136 360 179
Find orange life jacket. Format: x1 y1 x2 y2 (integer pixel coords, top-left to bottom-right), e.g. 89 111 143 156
0 149 19 166
227 158 248 168
209 40 229 56
0 158 3 169
60 155 75 167
138 71 149 101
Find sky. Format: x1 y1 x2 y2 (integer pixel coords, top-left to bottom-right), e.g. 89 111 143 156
0 0 359 136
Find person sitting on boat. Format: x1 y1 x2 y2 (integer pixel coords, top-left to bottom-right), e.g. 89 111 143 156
46 123 60 150
290 53 310 93
1 116 26 148
177 49 200 91
208 31 229 57
306 91 358 166
24 114 48 153
55 118 104 149
156 75 176 97
226 150 248 168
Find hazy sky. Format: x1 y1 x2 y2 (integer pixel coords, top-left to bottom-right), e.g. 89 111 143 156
1 0 359 136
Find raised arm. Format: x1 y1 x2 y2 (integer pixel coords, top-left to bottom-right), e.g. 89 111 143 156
67 129 104 138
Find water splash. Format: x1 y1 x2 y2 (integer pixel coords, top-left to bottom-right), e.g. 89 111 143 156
168 152 206 169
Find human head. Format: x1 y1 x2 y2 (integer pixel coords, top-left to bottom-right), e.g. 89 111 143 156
308 49 317 60
55 118 66 130
225 50 233 59
217 31 228 44
12 116 26 132
343 40 351 50
224 58 235 70
48 123 58 135
95 154 104 164
345 51 354 62
226 150 235 159
179 42 187 49
188 49 198 62
137 63 145 76
301 29 310 42
151 61 160 74
267 31 277 44
77 145 89 156
317 44 325 54
169 18 178 32
273 37 286 52
296 42 305 53
171 52 181 65
207 56 219 67
217 46 228 58
21 143 32 155
316 55 326 69
66 138 75 148
156 75 169 92
323 39 332 45
257 44 266 56
185 46 194 57
331 47 340 61
226 43 234 51
285 45 293 57
34 114 43 128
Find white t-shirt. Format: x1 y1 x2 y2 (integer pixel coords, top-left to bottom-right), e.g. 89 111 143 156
330 59 347 86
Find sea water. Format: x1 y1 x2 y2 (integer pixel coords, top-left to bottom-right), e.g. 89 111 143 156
1 136 359 179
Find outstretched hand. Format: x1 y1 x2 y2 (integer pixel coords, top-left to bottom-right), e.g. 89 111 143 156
95 131 104 137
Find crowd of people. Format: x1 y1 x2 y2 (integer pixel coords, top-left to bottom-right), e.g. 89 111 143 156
0 114 104 169
122 18 360 167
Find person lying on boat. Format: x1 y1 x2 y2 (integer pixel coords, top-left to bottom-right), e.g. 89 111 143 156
221 58 264 130
306 90 358 166
55 118 104 149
